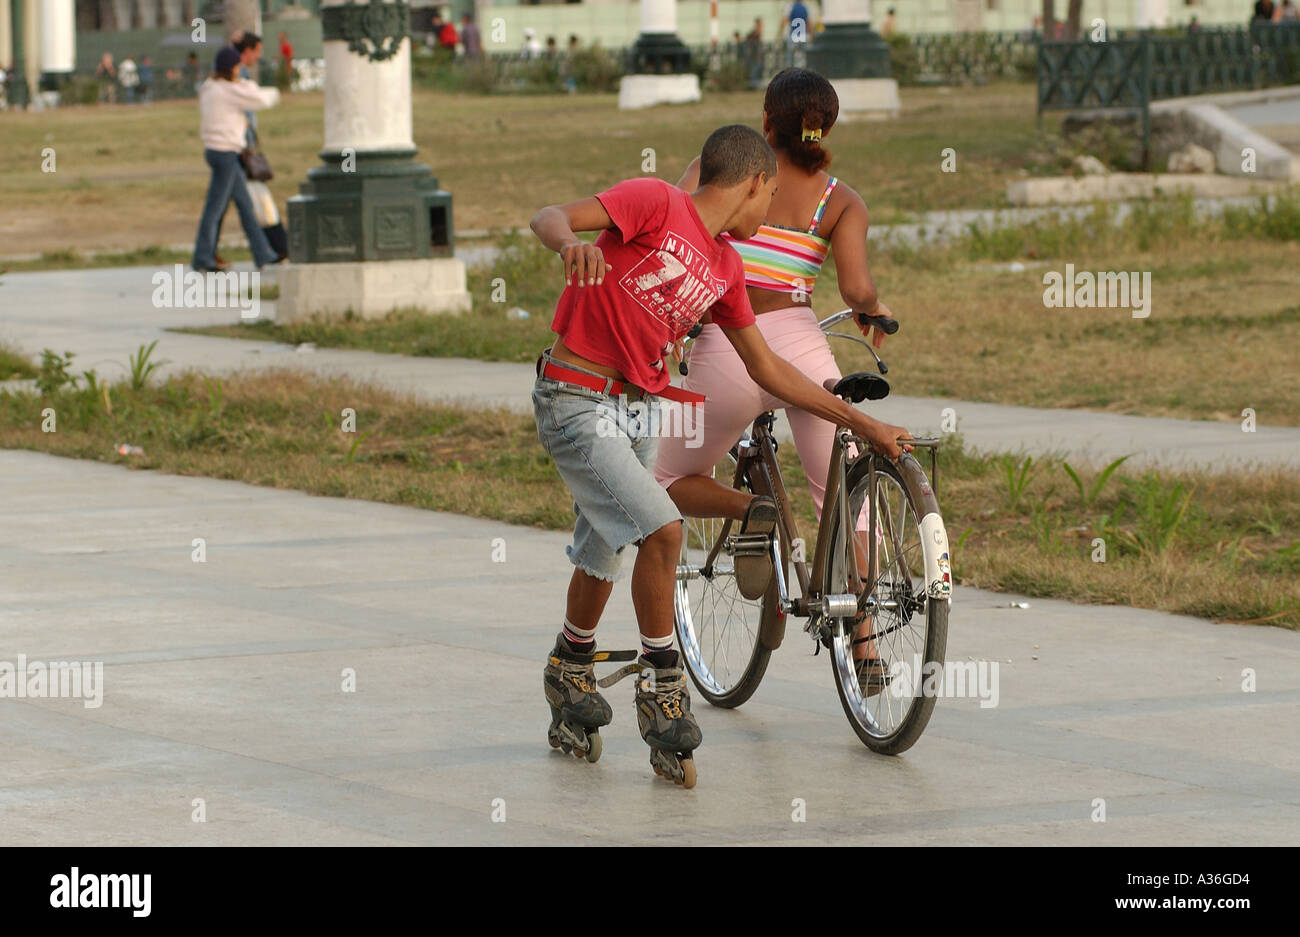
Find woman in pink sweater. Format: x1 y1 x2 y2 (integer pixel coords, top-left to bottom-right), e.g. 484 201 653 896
191 46 280 272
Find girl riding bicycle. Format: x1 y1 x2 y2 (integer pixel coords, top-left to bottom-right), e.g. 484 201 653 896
654 68 903 690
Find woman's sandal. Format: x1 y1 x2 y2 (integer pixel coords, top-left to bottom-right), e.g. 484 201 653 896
733 496 777 600
851 632 890 697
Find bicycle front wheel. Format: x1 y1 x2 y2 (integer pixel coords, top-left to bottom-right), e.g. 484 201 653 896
674 451 783 708
823 452 950 754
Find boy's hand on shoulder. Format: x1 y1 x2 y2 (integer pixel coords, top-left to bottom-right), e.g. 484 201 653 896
561 241 612 288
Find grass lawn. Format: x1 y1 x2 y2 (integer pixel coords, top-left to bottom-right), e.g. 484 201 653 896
0 342 39 380
0 83 1056 257
180 196 1300 425
1 368 1296 629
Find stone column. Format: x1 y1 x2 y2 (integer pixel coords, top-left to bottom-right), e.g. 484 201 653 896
808 0 899 119
39 0 74 87
619 0 699 110
0 0 10 87
5 0 31 107
222 0 260 41
281 0 469 322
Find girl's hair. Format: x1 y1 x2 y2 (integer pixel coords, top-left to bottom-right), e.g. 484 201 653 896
763 68 839 173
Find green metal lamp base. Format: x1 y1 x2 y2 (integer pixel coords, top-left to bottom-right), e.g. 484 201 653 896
627 32 693 75
808 23 892 80
287 149 455 264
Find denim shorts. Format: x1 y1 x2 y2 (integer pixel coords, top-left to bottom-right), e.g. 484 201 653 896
532 356 682 583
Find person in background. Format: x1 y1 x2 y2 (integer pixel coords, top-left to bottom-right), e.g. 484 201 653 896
137 55 153 103
744 18 764 88
461 13 482 59
213 31 265 268
881 7 898 37
1253 0 1276 22
95 52 117 104
430 10 444 49
782 0 809 66
523 27 542 59
1280 0 1299 20
192 46 280 272
1188 15 1201 32
438 12 459 53
185 51 201 93
277 30 294 88
119 55 139 103
563 35 581 92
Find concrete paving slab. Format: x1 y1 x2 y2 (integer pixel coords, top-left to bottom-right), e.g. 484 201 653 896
2 450 1296 846
3 266 1297 471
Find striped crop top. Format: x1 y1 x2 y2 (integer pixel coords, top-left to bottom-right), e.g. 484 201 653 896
724 177 838 295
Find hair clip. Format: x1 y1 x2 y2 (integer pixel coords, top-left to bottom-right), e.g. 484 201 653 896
801 127 822 142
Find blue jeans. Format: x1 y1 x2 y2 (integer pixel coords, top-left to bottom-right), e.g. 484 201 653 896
532 354 682 583
193 148 276 269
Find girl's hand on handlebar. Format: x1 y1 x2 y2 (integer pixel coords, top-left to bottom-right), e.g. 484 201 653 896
668 336 688 367
857 302 895 349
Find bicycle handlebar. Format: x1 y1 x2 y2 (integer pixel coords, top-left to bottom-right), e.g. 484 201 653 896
817 309 899 335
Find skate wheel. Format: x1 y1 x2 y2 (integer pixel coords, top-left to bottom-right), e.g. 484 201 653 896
584 731 602 763
548 736 561 750
680 757 696 790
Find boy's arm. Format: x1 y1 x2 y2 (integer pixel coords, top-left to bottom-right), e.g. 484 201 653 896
530 197 616 287
718 322 912 460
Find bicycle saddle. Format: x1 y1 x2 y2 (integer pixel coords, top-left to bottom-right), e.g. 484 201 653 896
824 372 890 403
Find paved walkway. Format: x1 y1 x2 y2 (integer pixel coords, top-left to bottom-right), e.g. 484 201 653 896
3 449 1296 845
3 265 1298 470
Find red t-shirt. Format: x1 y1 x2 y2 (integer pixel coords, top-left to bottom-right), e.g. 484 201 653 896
439 23 458 48
550 177 755 393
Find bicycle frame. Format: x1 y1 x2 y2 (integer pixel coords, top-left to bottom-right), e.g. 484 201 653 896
687 308 944 630
730 415 864 625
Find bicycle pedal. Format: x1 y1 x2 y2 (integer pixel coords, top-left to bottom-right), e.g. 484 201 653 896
724 533 772 557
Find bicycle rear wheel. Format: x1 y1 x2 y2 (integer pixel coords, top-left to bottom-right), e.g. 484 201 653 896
823 453 949 754
674 451 783 708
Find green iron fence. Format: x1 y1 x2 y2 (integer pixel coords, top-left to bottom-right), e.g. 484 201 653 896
1038 23 1300 167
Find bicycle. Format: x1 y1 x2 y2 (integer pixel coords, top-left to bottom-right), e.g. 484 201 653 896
673 310 951 755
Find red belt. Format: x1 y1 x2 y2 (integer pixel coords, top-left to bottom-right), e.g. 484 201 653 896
541 359 705 406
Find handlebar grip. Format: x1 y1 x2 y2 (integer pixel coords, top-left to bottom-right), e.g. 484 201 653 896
687 322 704 340
857 314 899 335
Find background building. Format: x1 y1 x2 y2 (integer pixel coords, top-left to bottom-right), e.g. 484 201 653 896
4 0 1267 100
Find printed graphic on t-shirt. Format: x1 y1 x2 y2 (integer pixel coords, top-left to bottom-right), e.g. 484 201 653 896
619 231 728 338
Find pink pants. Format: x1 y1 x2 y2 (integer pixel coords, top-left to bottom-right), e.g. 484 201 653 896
655 306 842 518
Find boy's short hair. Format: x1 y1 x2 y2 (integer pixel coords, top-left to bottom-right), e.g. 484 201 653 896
234 32 262 52
699 125 778 187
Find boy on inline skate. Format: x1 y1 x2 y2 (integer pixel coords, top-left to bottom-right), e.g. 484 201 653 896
531 125 909 788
